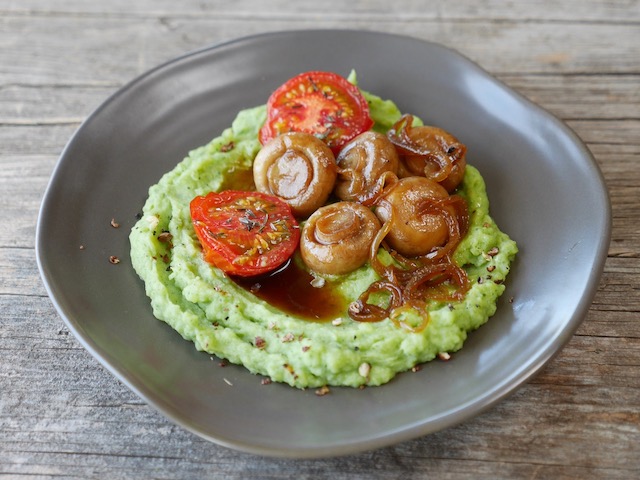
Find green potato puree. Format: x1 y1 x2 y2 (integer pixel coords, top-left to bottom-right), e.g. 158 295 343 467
129 86 518 389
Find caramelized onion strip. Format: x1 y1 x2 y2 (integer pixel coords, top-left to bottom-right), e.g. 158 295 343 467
389 302 430 333
361 170 399 207
368 218 395 280
418 195 469 262
387 114 453 183
404 261 470 304
381 194 468 269
348 281 404 323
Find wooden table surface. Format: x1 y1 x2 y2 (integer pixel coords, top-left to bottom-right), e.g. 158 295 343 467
2 1 639 478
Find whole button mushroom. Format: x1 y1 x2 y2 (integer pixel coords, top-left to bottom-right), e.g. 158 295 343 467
388 114 467 193
334 131 399 205
300 202 381 275
375 176 454 258
253 132 337 218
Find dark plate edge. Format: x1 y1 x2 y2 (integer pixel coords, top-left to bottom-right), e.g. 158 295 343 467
34 29 613 459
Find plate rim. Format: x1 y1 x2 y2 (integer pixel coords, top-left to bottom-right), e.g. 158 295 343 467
35 28 612 458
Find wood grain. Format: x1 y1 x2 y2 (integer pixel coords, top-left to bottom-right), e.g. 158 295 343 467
1 0 639 478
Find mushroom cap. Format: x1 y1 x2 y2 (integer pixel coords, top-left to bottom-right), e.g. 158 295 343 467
300 201 381 275
253 132 337 218
375 176 452 257
334 131 399 204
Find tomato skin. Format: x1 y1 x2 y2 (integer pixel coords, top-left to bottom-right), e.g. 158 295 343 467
259 71 374 155
190 191 300 277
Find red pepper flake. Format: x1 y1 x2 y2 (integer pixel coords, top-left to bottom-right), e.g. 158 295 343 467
109 255 120 264
315 385 330 396
220 141 235 152
157 231 173 245
254 336 266 349
261 378 272 385
302 345 311 352
281 332 295 343
283 363 297 379
487 247 499 257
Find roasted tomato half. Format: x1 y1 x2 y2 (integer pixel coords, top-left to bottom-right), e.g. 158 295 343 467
190 191 300 277
259 71 374 155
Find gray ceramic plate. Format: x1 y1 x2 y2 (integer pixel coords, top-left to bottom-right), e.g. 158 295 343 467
36 30 610 458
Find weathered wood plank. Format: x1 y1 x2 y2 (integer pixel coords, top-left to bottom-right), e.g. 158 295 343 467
1 14 638 88
0 125 77 155
0 84 116 125
0 249 47 295
4 0 640 23
498 73 640 121
0 155 56 248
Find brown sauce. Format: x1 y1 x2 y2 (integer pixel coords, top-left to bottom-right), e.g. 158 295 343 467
218 166 256 192
233 259 347 322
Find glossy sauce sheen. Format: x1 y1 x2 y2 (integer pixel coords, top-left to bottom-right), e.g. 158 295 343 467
233 259 346 321
218 166 256 192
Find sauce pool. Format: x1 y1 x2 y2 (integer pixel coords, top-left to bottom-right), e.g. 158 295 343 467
233 259 347 322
